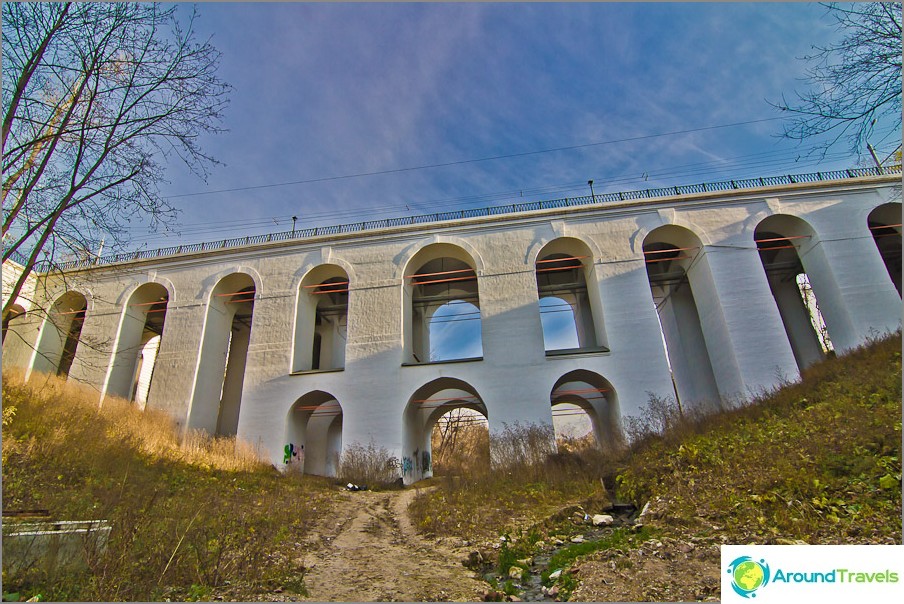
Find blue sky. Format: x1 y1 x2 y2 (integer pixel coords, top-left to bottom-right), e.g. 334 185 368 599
138 2 900 250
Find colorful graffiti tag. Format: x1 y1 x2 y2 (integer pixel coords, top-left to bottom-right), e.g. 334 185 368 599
284 443 302 464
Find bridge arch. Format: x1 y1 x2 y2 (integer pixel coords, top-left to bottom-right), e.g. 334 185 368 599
754 214 841 369
104 282 170 405
402 377 488 483
643 224 736 410
284 391 343 477
293 264 349 373
402 243 483 364
31 290 89 379
187 272 257 436
550 369 622 451
867 202 902 296
534 237 608 353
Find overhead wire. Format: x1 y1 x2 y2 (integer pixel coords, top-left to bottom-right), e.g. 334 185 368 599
122 131 893 248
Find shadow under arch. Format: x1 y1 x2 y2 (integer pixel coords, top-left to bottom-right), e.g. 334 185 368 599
550 369 622 451
187 272 256 436
104 282 169 405
402 377 488 484
643 224 735 411
31 290 88 379
867 202 902 296
754 214 839 370
284 391 343 477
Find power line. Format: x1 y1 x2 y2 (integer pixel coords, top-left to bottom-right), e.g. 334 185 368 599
125 147 853 246
163 116 788 199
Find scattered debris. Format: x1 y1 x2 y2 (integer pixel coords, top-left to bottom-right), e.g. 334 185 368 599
592 514 614 526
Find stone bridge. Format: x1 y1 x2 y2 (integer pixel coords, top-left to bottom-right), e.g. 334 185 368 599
3 168 901 483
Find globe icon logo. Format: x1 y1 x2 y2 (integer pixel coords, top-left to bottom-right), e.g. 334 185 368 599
727 556 770 598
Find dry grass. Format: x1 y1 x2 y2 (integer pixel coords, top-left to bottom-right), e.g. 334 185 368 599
411 422 610 545
2 370 334 602
2 370 268 474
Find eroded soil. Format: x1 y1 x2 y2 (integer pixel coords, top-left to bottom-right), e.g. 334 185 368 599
295 488 485 602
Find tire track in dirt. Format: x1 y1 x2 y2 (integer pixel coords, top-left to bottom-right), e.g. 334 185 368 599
299 489 485 602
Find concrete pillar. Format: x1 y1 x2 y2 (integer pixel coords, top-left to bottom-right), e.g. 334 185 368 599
768 276 825 369
796 241 859 353
104 307 148 400
594 263 675 418
217 322 251 436
817 234 902 345
704 246 802 394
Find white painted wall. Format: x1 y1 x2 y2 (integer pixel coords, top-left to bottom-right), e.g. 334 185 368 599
3 175 900 483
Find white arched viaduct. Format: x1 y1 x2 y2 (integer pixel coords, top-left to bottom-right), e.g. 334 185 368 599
3 170 901 484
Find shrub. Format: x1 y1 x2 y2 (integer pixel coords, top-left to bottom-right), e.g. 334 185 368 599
337 440 400 488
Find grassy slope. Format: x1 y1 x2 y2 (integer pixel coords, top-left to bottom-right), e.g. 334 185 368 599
1 372 334 602
616 333 902 545
410 335 901 601
2 334 900 601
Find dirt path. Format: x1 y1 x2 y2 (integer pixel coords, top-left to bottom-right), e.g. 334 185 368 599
298 488 486 602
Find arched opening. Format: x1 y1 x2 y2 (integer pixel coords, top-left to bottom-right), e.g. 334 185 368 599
32 291 87 378
294 266 349 373
188 273 256 436
755 216 834 370
867 203 902 296
431 407 489 476
643 226 722 410
105 283 169 404
535 238 607 354
284 391 343 477
403 244 482 364
550 370 621 452
402 377 488 483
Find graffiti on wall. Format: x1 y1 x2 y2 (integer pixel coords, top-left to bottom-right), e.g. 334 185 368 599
284 443 303 464
401 449 432 477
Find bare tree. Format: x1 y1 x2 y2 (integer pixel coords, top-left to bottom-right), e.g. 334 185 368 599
772 3 902 156
2 2 230 321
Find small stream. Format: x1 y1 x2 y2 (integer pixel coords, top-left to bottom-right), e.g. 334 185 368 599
484 502 638 602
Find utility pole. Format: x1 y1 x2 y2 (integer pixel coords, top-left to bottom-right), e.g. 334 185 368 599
292 216 297 235
866 143 884 174
588 180 596 200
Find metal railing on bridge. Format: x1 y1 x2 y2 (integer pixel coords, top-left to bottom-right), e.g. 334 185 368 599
23 165 903 274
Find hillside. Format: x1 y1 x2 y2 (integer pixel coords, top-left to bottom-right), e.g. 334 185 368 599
2 333 901 602
1 372 337 602
573 332 903 601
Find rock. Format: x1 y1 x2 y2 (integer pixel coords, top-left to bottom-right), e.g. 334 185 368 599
463 550 485 568
592 514 615 526
548 585 560 598
678 542 694 553
508 565 524 579
549 569 563 580
516 557 533 567
482 589 503 601
506 596 522 602
571 535 585 543
553 538 565 546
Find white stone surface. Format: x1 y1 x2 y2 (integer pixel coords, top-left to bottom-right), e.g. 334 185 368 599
2 175 900 483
